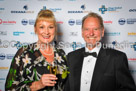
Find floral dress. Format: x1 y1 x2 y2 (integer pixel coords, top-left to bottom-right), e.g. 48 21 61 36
5 43 69 91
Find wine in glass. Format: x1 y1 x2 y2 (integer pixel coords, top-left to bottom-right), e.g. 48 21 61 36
49 64 57 75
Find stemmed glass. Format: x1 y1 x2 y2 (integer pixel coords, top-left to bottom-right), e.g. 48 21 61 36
49 62 58 75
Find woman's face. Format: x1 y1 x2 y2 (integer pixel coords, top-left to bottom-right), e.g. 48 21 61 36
35 20 56 44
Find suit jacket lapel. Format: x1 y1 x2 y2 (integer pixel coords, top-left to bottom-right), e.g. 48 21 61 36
90 47 110 91
69 48 85 91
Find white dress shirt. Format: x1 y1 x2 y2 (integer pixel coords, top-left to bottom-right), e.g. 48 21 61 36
80 46 101 91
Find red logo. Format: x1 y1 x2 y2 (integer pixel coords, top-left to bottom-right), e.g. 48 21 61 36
0 19 2 24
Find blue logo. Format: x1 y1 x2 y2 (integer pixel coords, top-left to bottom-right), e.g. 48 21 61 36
13 31 25 36
0 8 4 10
99 5 107 14
0 53 5 60
22 19 28 25
99 5 122 14
41 6 46 10
118 18 126 25
105 32 120 36
132 42 136 51
81 5 86 10
68 19 75 26
23 5 28 10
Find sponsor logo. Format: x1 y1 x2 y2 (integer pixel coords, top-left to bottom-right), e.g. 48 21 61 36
104 21 113 24
68 5 90 13
6 54 14 59
49 8 62 12
128 58 136 61
104 32 120 36
131 42 136 51
0 53 5 60
68 19 75 26
0 19 16 25
0 78 5 80
0 8 4 10
0 31 7 36
128 32 136 37
57 21 63 24
13 31 25 36
41 6 62 13
129 9 136 12
99 5 122 14
0 67 8 70
69 32 78 36
68 19 82 26
21 19 35 25
22 19 28 25
11 5 34 13
118 18 136 25
118 18 126 25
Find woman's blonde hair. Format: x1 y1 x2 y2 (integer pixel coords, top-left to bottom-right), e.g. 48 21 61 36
34 9 56 27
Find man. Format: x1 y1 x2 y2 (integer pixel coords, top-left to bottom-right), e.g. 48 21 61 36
65 12 136 91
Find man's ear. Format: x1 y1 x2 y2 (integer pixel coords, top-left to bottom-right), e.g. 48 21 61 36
82 28 84 38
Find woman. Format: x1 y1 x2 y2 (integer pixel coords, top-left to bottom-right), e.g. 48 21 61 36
5 10 68 91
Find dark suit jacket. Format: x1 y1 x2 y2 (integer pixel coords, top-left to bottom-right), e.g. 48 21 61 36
65 47 136 91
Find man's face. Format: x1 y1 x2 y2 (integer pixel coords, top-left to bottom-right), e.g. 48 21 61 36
82 17 104 48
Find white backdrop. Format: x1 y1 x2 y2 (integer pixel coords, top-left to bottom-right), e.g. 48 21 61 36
0 0 136 90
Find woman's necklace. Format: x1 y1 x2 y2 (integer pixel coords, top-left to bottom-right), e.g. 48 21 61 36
40 47 54 56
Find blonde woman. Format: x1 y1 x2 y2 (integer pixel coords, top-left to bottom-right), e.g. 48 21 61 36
5 10 68 91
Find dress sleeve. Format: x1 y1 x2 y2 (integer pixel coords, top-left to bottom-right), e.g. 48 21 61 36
5 47 33 91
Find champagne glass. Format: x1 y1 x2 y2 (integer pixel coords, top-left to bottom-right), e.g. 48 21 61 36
49 63 58 75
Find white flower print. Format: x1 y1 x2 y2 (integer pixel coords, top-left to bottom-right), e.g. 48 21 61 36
55 53 64 63
34 56 44 65
15 56 20 66
12 81 19 85
22 55 31 67
20 71 23 76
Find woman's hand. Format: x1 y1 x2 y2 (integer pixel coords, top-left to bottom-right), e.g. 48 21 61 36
30 74 57 91
40 74 57 87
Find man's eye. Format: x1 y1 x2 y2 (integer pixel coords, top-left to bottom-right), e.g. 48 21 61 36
84 28 89 31
94 28 98 31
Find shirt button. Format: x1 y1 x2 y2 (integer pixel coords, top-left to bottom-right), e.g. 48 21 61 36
86 82 87 84
87 71 88 73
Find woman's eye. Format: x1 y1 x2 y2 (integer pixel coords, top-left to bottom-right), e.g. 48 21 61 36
49 26 54 29
40 26 44 29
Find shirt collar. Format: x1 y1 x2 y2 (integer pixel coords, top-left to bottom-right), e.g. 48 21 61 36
85 44 101 55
